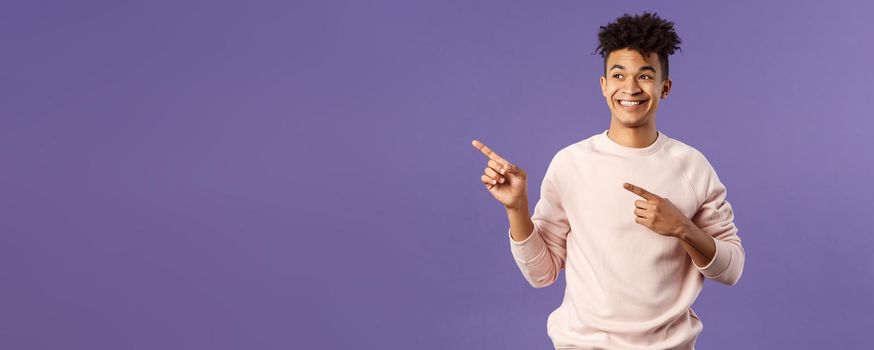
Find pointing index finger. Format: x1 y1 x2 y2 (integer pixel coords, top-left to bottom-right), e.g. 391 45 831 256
471 139 507 163
623 182 660 201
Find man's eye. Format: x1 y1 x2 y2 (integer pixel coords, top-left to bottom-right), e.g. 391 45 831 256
613 74 623 79
640 75 652 80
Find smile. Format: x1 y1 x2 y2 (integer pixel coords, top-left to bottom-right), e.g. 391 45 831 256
617 99 648 106
616 99 648 109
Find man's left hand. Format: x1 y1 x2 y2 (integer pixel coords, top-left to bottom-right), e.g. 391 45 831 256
623 182 690 238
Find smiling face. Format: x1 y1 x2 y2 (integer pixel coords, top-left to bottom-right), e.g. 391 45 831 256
599 48 672 129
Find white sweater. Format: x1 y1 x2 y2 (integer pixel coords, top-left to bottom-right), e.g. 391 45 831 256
509 129 745 349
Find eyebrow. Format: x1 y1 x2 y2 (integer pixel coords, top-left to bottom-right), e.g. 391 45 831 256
609 64 657 74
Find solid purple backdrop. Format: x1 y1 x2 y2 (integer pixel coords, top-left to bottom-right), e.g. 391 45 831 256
2 1 872 349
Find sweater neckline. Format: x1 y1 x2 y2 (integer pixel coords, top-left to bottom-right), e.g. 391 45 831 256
595 128 668 156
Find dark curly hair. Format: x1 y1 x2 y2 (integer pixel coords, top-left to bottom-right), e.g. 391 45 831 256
595 11 681 81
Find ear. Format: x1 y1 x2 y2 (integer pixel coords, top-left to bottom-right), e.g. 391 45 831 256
600 75 607 97
660 78 672 99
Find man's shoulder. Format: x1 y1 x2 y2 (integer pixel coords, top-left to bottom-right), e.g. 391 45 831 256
662 135 712 167
553 133 601 159
661 135 723 199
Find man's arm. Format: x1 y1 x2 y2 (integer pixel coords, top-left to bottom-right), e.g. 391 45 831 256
676 222 717 270
683 167 745 286
623 180 738 283
507 152 570 289
507 199 534 243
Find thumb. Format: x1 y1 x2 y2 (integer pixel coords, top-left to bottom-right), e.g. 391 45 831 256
504 162 520 175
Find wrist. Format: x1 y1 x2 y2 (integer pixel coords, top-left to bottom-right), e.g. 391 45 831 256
674 220 696 241
505 198 528 211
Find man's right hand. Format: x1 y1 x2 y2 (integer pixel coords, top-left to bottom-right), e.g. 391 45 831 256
471 139 528 209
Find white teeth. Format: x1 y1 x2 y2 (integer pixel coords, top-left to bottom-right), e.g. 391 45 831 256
619 100 644 107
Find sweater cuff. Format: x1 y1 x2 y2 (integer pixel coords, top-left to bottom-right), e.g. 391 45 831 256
693 236 732 278
508 226 546 264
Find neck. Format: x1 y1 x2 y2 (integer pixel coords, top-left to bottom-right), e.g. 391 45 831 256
606 120 658 148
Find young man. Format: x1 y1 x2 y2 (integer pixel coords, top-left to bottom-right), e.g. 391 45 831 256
471 12 744 349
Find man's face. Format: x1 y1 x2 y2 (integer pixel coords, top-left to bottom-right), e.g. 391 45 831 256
599 48 672 128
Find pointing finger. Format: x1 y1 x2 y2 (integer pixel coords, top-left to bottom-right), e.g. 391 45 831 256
471 139 508 163
623 182 660 201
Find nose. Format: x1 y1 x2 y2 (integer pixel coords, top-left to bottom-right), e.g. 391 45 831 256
622 78 642 96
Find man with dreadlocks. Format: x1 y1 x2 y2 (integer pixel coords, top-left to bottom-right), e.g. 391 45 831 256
471 12 745 349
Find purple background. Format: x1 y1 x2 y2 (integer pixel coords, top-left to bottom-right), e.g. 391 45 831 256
3 1 873 349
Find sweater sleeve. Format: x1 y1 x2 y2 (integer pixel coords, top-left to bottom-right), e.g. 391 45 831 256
508 151 570 288
690 161 745 286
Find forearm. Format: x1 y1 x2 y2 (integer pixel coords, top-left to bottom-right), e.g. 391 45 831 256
506 198 534 242
675 221 717 268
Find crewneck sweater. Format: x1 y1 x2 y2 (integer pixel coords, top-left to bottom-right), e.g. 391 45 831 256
509 129 744 349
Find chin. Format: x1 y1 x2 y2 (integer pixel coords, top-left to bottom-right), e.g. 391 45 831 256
614 112 651 127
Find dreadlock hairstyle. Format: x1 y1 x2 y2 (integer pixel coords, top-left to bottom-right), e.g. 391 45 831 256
595 12 682 81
